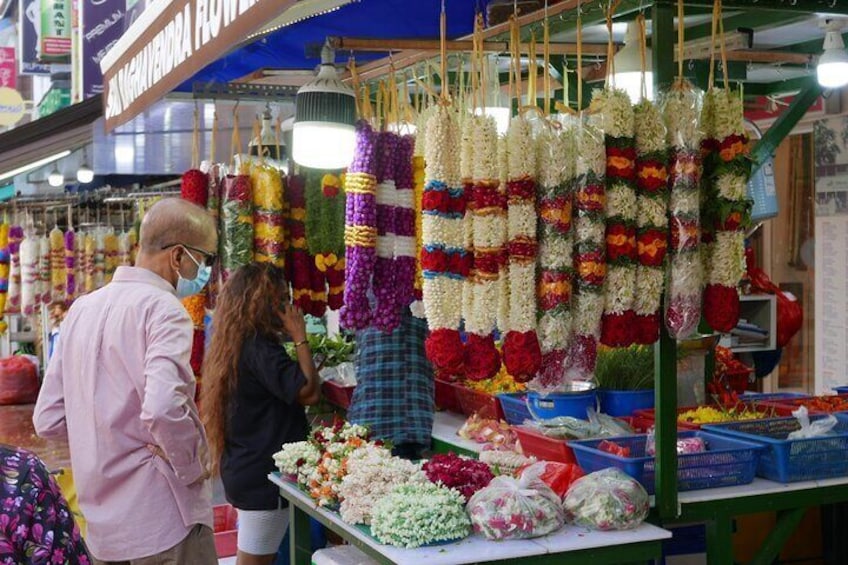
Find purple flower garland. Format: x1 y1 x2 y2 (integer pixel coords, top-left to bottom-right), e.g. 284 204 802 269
393 135 417 311
372 130 400 332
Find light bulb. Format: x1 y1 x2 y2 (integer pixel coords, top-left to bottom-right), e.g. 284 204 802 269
76 164 94 183
47 168 64 187
818 30 848 89
292 122 356 169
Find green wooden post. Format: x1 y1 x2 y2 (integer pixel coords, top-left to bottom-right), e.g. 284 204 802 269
289 504 313 565
706 516 735 565
750 508 807 565
651 0 679 521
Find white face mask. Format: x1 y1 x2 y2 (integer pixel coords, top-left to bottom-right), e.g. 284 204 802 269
175 247 211 298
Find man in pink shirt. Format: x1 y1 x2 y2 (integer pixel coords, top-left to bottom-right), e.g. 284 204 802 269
34 198 218 564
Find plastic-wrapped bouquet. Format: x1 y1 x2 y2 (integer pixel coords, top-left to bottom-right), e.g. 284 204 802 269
371 482 471 548
422 452 494 500
273 441 321 484
339 445 426 525
563 468 649 531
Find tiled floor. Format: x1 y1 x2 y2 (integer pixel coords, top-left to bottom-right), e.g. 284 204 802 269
0 403 70 470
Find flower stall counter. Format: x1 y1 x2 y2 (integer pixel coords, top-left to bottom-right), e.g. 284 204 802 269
269 472 671 565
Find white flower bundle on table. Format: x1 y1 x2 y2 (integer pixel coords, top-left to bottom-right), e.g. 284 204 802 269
273 441 321 485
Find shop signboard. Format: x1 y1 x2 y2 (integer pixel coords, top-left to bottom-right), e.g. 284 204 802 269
0 48 17 89
18 0 51 74
101 0 298 131
0 87 26 125
39 0 71 61
80 0 124 99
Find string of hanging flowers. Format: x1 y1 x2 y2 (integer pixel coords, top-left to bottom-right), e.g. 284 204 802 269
393 135 418 314
38 236 50 305
633 98 669 344
701 89 751 332
534 124 575 390
49 227 65 303
411 152 426 317
305 170 346 311
463 115 507 381
287 175 327 318
64 229 75 300
597 89 638 347
0 224 8 332
569 120 606 378
341 121 380 330
502 116 541 382
422 106 469 376
372 131 402 332
663 84 704 339
7 225 23 314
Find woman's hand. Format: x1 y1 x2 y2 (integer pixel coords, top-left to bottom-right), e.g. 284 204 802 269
278 303 307 343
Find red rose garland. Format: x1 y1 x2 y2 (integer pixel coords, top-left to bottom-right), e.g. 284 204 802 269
286 175 327 318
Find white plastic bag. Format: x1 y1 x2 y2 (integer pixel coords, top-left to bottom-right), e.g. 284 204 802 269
563 468 649 531
788 406 838 440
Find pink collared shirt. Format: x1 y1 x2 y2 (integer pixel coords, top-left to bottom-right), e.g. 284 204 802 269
34 266 212 561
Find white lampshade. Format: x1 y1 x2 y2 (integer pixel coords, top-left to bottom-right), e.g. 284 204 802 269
613 21 653 101
47 167 64 187
76 164 94 183
818 30 848 89
292 41 356 169
475 106 511 135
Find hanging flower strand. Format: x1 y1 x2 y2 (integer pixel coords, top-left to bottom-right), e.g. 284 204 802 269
422 106 468 376
373 130 402 332
393 135 418 312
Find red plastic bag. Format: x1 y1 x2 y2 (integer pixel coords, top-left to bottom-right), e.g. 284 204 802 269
598 440 631 458
0 356 38 405
747 248 802 348
519 462 585 499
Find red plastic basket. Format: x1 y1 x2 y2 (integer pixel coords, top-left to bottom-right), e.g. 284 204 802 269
455 385 504 420
756 394 848 415
514 425 576 464
434 378 463 413
634 402 792 430
213 504 238 558
321 381 355 409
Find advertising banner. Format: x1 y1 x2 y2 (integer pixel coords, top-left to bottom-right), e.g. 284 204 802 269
0 48 17 88
80 0 124 98
18 0 51 74
40 0 72 60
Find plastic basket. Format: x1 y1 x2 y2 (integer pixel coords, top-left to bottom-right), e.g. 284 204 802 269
757 394 848 415
513 425 576 464
527 390 597 420
634 403 791 430
740 392 810 402
703 415 848 483
498 393 532 425
568 431 764 495
213 504 238 558
598 389 655 417
321 381 355 409
434 378 462 413
834 386 848 395
456 385 504 420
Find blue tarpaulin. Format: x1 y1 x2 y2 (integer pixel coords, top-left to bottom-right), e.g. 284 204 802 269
178 0 482 91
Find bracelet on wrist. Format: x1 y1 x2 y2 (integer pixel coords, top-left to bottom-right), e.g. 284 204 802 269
294 339 309 348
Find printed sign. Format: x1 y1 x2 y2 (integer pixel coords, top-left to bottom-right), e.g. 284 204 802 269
40 0 72 60
0 87 26 125
80 0 124 98
18 0 51 74
0 48 17 89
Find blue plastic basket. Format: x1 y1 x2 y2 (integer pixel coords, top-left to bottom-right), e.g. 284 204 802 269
527 390 597 420
568 431 764 495
703 415 848 483
497 393 533 425
833 386 848 395
740 392 809 402
598 389 655 417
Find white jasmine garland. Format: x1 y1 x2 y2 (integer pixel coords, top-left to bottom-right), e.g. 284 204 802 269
595 88 635 138
709 231 746 287
474 115 499 180
716 173 748 201
576 217 605 246
508 264 537 332
669 254 703 297
539 235 574 269
638 197 667 229
669 190 699 217
273 441 321 482
663 88 702 150
604 266 636 314
422 215 467 249
713 89 746 141
538 310 573 351
573 293 605 337
635 100 666 154
606 184 639 219
634 266 664 315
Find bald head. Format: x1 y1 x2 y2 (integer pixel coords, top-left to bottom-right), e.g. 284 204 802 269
140 198 216 253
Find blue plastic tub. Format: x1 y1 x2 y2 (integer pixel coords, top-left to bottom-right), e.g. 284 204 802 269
598 389 655 417
568 431 764 495
740 392 809 402
833 386 848 395
703 414 848 483
527 390 597 420
497 393 533 425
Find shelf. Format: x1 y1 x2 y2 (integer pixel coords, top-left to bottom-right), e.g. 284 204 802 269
718 294 777 353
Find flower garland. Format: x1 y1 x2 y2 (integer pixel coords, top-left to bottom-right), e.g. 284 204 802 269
181 168 209 207
633 99 669 344
304 421 372 508
83 233 95 293
701 89 751 332
596 89 638 347
252 164 286 267
64 229 75 300
38 236 50 304
463 115 507 381
663 85 704 339
206 165 222 310
502 116 541 381
6 225 23 314
287 175 327 318
94 231 106 289
338 445 426 525
273 440 321 484
118 232 132 267
569 120 607 379
221 172 254 280
49 227 65 302
304 170 346 310
534 124 575 390
0 224 8 331
341 120 379 330
372 130 402 332
411 154 426 316
422 106 469 375
20 233 37 316
371 482 471 548
104 232 119 284
393 135 417 313
422 452 494 500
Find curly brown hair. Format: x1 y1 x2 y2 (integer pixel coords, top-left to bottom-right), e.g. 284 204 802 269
201 262 290 475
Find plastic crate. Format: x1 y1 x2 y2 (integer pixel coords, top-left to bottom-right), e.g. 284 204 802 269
514 417 650 464
757 394 848 415
498 393 532 425
568 431 764 495
834 386 848 394
434 378 462 413
321 381 355 409
703 415 848 483
740 392 810 402
634 403 791 430
455 385 504 420
213 504 238 558
597 389 654 417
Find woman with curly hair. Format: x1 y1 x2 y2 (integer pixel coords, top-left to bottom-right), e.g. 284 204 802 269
202 263 320 565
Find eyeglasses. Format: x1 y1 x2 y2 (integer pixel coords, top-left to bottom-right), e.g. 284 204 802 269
162 243 217 266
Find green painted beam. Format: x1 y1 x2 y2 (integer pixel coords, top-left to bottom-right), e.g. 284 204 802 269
706 516 735 565
744 76 816 97
750 77 823 175
652 0 676 93
750 508 807 565
685 0 848 14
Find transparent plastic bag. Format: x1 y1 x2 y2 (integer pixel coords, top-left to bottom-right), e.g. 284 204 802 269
788 406 838 440
645 426 707 456
563 468 649 531
467 465 565 540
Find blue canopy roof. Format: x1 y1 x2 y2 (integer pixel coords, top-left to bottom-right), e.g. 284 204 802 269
178 0 481 91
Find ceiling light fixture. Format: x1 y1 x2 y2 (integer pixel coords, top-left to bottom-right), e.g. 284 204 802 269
0 150 71 182
47 166 64 187
292 39 356 169
818 20 848 89
76 146 94 183
613 21 653 102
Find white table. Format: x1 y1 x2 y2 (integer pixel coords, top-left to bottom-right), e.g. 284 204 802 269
270 473 671 565
431 411 483 455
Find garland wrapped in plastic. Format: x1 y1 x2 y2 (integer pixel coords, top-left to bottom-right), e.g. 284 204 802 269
20 233 38 316
221 171 253 280
534 124 575 390
104 231 119 284
38 236 50 304
305 170 346 310
372 131 402 332
118 232 132 267
633 99 669 344
341 121 379 330
50 227 65 302
463 115 506 381
411 153 425 316
597 89 638 347
7 225 23 314
393 135 417 316
252 164 286 266
287 175 327 318
95 231 107 289
65 230 76 299
569 120 606 378
701 89 751 332
181 168 209 207
663 85 703 339
83 234 96 293
205 165 222 309
0 224 8 331
502 116 541 381
422 106 468 375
